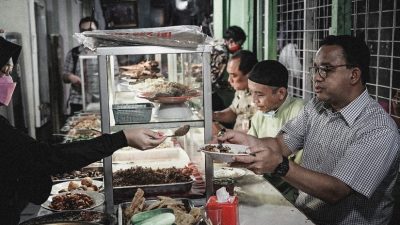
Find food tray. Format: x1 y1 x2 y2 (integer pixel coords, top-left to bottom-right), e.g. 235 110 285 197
118 199 194 225
112 103 153 124
51 166 103 184
19 210 116 225
113 180 194 204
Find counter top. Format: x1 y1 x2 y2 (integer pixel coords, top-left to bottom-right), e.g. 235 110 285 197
32 169 314 225
233 169 314 225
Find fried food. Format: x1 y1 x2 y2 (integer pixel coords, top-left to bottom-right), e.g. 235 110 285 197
125 188 145 219
61 178 99 193
125 189 201 225
112 166 192 187
201 144 232 153
49 192 94 210
81 177 93 187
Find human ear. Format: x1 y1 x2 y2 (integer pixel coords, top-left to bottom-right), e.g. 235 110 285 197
350 67 361 85
277 87 287 100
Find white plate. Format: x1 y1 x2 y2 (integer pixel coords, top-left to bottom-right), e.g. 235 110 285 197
41 191 105 212
50 180 103 195
214 167 246 179
200 144 250 163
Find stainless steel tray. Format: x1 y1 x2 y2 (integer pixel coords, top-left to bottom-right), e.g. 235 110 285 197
19 210 116 225
118 199 194 225
113 180 194 204
51 166 103 184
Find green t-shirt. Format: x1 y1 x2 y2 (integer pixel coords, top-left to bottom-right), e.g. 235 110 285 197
248 96 305 138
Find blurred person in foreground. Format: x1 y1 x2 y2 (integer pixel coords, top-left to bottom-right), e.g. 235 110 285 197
218 35 400 225
247 60 304 203
212 50 258 134
0 37 166 225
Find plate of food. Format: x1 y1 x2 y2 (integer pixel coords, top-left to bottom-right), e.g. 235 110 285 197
51 177 103 195
41 191 105 212
138 91 200 104
19 210 116 225
200 144 250 163
214 167 247 179
137 81 201 104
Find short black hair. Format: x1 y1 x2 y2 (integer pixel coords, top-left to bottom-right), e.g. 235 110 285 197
79 16 99 30
223 26 246 46
249 60 289 88
230 50 258 75
320 35 370 85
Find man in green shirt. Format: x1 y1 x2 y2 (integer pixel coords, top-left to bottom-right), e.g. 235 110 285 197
248 60 304 138
247 60 304 202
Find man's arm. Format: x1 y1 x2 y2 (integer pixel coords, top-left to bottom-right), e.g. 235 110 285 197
213 108 237 124
62 48 81 86
235 134 352 204
63 72 81 86
284 161 352 204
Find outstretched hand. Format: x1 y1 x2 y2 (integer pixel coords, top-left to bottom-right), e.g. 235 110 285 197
216 129 259 146
123 128 166 150
232 146 283 174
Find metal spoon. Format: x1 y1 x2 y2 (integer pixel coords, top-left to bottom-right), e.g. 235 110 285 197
217 128 226 149
165 125 190 137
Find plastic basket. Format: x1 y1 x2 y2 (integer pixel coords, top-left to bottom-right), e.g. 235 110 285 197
112 103 153 124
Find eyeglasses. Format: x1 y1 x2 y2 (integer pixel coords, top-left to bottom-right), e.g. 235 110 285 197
309 64 354 79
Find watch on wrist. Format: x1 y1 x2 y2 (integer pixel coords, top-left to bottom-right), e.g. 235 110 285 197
272 157 289 177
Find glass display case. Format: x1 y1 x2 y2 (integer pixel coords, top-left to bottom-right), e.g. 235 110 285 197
96 44 213 213
79 54 119 112
79 55 100 112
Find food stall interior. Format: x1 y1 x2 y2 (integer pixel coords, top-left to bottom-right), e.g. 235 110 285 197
1 0 399 225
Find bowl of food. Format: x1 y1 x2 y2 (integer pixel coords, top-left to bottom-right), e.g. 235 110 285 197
200 144 250 163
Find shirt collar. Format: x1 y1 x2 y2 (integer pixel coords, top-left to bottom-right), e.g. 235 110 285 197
320 89 369 126
263 95 292 117
339 89 369 126
237 89 251 96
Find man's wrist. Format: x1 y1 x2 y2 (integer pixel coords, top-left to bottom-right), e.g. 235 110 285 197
272 156 289 177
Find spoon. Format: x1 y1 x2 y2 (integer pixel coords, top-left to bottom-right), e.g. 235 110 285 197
217 128 226 149
165 125 190 137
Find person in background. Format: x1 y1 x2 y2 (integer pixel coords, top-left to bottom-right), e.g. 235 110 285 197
246 60 304 203
211 26 247 112
212 50 258 133
0 37 166 225
63 17 119 115
218 35 400 225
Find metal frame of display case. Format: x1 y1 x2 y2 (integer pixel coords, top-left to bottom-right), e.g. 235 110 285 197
96 45 214 213
79 55 98 112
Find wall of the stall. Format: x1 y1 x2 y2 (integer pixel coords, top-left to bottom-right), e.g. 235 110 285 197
0 0 83 137
0 0 36 136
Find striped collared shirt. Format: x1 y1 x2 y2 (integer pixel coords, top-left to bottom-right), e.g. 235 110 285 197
63 46 84 104
281 90 400 225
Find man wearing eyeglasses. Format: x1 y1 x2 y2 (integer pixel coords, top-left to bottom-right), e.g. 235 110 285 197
218 35 400 225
